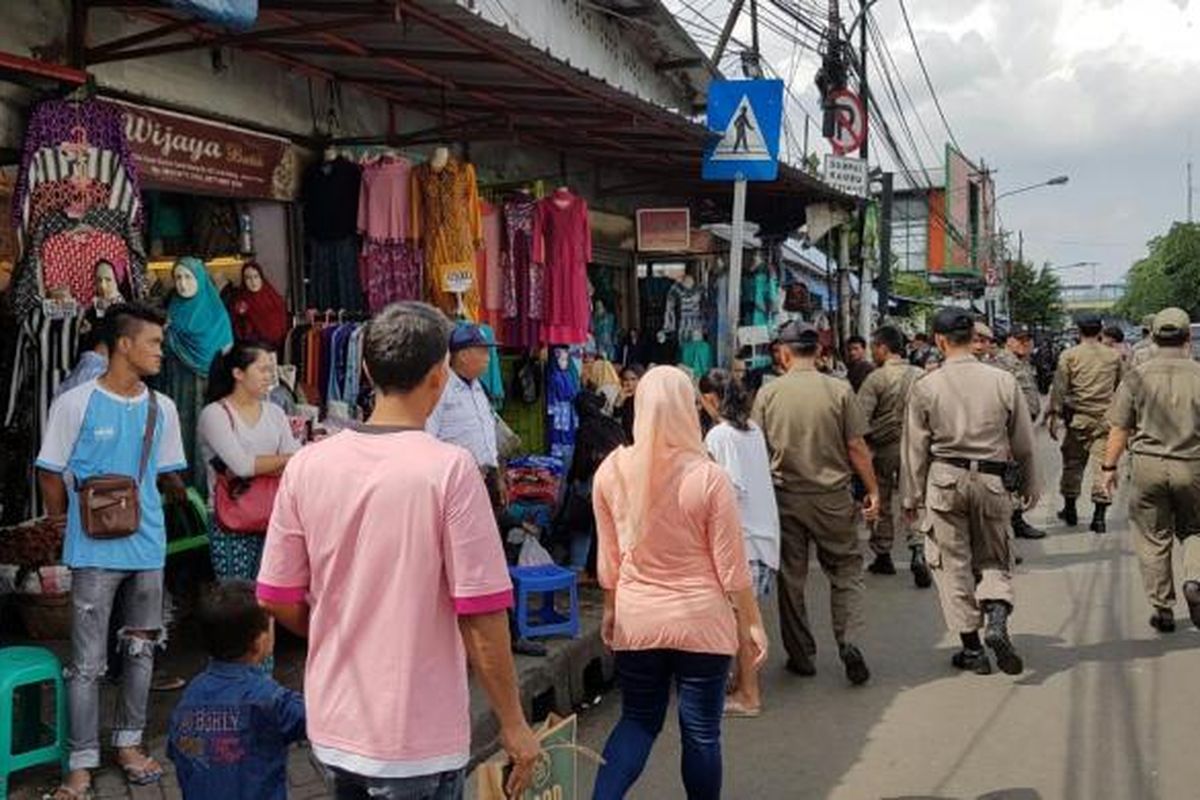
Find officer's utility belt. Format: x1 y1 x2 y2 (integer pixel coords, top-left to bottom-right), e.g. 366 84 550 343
934 457 1008 477
936 457 1023 492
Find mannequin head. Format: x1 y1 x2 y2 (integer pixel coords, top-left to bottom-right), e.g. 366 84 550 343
94 260 121 301
242 263 264 293
555 347 570 371
681 274 695 290
173 260 200 299
594 299 607 316
431 146 450 171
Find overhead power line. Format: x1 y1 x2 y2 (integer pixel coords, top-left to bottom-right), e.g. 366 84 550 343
897 0 962 153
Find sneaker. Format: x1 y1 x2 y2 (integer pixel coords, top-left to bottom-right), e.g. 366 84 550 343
868 552 897 575
840 644 871 686
1150 607 1177 634
1184 582 1200 629
951 648 993 675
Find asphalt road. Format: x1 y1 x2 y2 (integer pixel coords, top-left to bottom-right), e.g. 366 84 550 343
571 431 1200 800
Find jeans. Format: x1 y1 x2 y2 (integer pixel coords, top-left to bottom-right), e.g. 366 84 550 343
593 649 732 800
67 568 164 770
324 766 465 800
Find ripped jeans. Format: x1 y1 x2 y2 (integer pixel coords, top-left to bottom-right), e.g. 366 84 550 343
68 568 164 771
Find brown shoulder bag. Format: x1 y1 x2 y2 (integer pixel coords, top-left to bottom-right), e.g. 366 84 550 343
78 389 159 539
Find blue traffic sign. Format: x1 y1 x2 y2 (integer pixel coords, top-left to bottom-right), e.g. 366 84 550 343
702 79 784 182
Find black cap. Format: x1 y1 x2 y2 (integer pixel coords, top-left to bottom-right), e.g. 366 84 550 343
774 319 820 345
1008 323 1033 339
1075 311 1103 328
932 307 974 335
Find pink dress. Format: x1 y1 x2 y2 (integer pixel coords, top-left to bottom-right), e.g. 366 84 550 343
536 190 591 344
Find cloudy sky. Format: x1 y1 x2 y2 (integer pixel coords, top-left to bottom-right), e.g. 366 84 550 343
668 0 1200 286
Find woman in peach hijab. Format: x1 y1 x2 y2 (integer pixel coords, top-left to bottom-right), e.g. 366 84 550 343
591 366 767 800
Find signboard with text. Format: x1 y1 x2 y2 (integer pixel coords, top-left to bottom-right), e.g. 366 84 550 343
636 208 691 252
824 155 868 197
114 99 299 201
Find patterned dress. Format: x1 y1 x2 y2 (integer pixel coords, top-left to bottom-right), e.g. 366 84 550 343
410 158 482 320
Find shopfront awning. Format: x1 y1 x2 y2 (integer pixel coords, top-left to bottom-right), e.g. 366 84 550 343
79 0 849 234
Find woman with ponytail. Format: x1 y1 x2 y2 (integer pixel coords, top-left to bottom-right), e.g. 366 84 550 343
699 368 780 718
198 341 299 593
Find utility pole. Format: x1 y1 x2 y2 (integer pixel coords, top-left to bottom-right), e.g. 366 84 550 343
856 0 871 336
878 171 893 318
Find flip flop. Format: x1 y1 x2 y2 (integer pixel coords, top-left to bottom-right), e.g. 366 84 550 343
51 784 94 800
151 675 187 692
723 700 762 718
119 756 165 786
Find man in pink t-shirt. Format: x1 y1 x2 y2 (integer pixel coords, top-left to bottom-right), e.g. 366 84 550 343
257 302 540 799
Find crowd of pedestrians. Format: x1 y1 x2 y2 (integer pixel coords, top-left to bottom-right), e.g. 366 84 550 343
31 296 1200 800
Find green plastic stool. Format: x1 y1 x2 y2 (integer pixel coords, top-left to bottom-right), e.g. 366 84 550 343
0 646 68 799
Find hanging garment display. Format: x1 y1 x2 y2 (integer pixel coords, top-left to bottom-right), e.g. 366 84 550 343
12 98 142 244
11 207 146 317
410 156 482 319
662 278 706 340
477 200 504 333
303 156 361 242
742 267 779 327
306 237 362 311
536 189 591 344
501 193 541 349
680 340 713 378
356 156 420 312
227 262 288 349
592 300 617 362
546 347 580 463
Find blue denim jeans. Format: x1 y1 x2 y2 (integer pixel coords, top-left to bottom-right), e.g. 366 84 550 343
324 766 464 800
593 649 732 800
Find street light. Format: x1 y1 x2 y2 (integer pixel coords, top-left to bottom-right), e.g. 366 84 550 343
996 175 1070 201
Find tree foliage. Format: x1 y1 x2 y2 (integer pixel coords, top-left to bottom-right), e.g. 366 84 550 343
1115 223 1200 320
1007 258 1065 328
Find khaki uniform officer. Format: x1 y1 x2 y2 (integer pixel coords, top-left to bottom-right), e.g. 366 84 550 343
1047 312 1124 533
994 324 1046 541
1103 307 1200 634
1129 313 1157 368
858 325 931 588
753 320 880 685
901 308 1038 676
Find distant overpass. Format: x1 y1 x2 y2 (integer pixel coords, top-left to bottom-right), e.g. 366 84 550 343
1061 283 1126 312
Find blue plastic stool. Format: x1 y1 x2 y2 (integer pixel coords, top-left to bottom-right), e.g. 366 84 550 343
0 646 68 799
509 565 580 640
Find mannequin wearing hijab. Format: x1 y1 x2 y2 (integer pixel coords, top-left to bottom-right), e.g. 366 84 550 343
228 262 288 350
158 256 234 493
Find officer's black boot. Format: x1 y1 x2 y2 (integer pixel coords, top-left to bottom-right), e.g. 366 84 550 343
868 552 897 575
1184 581 1200 629
982 601 1024 675
1057 497 1078 527
910 545 933 589
1090 503 1108 534
1150 607 1176 633
952 631 992 675
1012 509 1046 540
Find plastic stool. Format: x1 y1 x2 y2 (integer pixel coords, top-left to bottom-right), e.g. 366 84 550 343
509 565 580 640
0 646 68 799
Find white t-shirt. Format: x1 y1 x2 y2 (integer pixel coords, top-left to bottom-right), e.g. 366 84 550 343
705 421 781 570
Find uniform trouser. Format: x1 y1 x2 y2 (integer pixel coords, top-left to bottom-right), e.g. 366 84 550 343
922 464 1015 633
775 488 864 663
67 568 164 771
1060 416 1110 502
1129 455 1200 611
868 442 919 555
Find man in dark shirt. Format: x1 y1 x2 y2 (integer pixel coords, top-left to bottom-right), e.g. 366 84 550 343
846 335 875 392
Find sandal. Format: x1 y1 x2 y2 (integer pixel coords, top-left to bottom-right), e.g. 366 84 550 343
151 675 187 692
723 699 762 718
117 753 165 786
51 781 93 800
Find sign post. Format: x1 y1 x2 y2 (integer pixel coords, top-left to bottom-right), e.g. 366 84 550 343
703 79 784 368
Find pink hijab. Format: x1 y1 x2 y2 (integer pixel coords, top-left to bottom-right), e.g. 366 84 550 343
609 366 708 552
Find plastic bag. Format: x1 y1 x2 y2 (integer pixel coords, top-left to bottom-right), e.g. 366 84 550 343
518 535 554 567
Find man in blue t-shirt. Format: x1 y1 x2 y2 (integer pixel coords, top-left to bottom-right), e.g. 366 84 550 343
37 303 187 799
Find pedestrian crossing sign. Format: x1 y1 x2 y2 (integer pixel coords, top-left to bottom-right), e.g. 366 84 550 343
703 79 784 182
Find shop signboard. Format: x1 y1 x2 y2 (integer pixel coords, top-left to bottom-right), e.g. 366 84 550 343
823 155 868 197
114 100 299 201
636 208 690 252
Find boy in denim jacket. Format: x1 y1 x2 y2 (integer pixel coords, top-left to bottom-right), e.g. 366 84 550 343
168 581 305 799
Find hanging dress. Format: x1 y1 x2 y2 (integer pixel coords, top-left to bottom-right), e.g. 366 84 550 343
410 157 482 320
536 190 591 345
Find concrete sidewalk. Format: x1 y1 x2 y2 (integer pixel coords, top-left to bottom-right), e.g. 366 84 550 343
6 589 606 799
